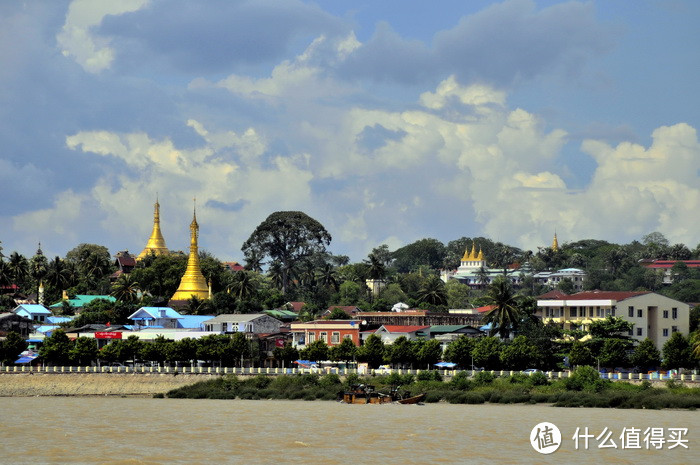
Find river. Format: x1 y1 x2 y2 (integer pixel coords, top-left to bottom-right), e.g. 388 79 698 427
1 398 697 464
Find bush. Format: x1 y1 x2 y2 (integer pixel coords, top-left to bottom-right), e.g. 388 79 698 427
319 373 341 388
564 366 606 392
473 371 495 386
449 371 473 391
248 375 272 389
417 370 442 382
528 372 549 386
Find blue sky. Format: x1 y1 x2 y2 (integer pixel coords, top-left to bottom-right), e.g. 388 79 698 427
1 0 698 263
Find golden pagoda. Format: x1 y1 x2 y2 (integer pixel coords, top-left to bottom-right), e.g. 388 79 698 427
551 232 559 252
171 205 209 301
138 198 169 260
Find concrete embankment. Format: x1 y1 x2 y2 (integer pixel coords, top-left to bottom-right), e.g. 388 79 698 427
0 373 214 397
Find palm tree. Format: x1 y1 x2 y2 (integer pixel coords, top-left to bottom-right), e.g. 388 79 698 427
46 257 72 292
7 252 29 289
0 260 10 287
416 275 447 306
476 266 490 289
111 274 141 303
365 253 386 280
227 271 258 300
316 263 339 291
481 277 522 339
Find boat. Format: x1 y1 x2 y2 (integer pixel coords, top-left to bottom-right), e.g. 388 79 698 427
340 385 425 404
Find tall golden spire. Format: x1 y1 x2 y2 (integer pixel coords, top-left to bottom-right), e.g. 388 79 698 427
138 197 169 260
171 201 209 301
551 231 559 252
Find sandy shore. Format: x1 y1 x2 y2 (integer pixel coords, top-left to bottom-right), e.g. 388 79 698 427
0 373 214 397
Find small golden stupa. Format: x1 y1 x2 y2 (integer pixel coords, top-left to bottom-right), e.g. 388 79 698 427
171 203 209 301
551 232 559 252
137 198 169 260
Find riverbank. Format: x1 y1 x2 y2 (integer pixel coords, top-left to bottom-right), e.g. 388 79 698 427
0 373 216 397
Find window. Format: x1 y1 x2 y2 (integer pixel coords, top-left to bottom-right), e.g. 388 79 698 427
636 328 642 336
308 332 315 344
637 309 642 318
628 329 633 336
596 308 602 317
662 329 669 337
320 332 328 343
611 306 616 317
663 310 669 318
672 308 678 319
570 308 577 317
672 326 678 333
628 306 634 317
331 332 340 344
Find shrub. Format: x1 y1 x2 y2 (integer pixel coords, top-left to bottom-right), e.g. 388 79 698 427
417 370 442 382
473 371 495 386
248 375 272 389
319 373 341 388
528 372 549 386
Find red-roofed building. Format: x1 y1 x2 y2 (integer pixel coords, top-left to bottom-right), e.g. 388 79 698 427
290 320 361 348
373 325 430 344
536 290 690 349
281 301 306 313
640 260 700 284
321 305 361 318
475 305 497 314
223 262 245 272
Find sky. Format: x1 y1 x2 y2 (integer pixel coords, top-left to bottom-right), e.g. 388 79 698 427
1 0 699 263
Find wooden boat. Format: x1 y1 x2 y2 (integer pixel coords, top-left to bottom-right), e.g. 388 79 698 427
396 393 426 404
340 385 425 404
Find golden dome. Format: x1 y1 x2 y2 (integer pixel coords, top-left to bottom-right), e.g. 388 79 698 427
138 199 169 260
171 206 209 300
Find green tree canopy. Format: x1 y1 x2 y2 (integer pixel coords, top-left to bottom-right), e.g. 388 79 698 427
242 211 331 294
355 334 385 368
662 332 692 369
444 335 476 369
630 338 661 370
1 331 28 365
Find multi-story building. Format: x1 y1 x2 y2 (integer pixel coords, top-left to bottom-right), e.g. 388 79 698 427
290 320 361 348
537 290 690 349
533 268 586 291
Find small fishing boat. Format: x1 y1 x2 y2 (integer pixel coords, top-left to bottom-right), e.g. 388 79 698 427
396 393 426 404
340 385 425 404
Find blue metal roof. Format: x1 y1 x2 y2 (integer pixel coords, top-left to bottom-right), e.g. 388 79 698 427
15 304 51 315
177 315 211 329
129 307 182 320
47 316 73 324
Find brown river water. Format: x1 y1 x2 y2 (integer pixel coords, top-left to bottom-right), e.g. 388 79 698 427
0 398 697 465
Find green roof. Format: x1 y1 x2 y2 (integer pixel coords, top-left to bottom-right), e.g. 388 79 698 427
429 325 469 334
50 295 116 308
264 309 299 321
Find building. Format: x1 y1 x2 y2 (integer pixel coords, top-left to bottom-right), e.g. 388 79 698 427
111 251 137 281
536 290 690 349
533 268 586 291
128 307 183 329
290 320 361 348
137 198 169 260
49 294 116 313
0 312 34 338
171 205 210 301
321 305 361 318
202 314 282 334
13 304 51 323
355 310 482 327
372 325 430 344
640 259 700 284
441 242 523 287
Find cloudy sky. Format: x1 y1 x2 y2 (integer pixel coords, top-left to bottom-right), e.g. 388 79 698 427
1 0 698 263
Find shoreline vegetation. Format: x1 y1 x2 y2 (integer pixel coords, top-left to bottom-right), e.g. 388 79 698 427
163 367 700 410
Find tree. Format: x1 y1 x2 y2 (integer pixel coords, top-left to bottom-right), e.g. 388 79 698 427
568 340 595 368
481 277 522 339
416 275 447 307
39 329 73 366
630 338 661 371
598 338 630 368
7 252 29 290
65 243 113 292
300 339 329 362
273 342 299 366
325 307 351 320
328 337 356 362
445 280 470 309
391 238 446 273
111 274 141 303
662 332 692 369
444 336 476 369
416 338 443 369
227 271 259 300
385 336 416 368
471 336 503 370
70 337 98 365
1 331 28 365
499 335 541 371
242 211 331 295
355 334 385 368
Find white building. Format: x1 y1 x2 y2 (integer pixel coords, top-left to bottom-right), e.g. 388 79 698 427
533 268 586 291
536 290 690 350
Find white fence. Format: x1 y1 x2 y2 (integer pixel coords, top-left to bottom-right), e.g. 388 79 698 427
0 365 697 381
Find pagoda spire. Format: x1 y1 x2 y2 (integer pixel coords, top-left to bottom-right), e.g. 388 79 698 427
138 197 169 260
551 231 559 252
171 201 209 301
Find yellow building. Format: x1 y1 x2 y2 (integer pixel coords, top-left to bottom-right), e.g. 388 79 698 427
537 290 690 350
137 199 169 260
171 207 210 301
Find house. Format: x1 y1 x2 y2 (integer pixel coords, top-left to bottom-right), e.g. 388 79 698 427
223 261 245 272
264 309 299 322
640 259 700 284
355 310 481 327
0 312 34 338
202 314 282 334
373 325 430 344
177 315 212 330
13 304 51 323
49 294 116 313
128 307 183 329
281 302 306 313
536 290 690 349
111 251 137 280
290 320 361 348
533 268 586 291
321 305 361 318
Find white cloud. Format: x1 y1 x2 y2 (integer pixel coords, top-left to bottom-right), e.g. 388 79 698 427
57 0 149 73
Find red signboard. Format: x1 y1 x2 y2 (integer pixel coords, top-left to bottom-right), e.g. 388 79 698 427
95 332 122 339
275 338 285 348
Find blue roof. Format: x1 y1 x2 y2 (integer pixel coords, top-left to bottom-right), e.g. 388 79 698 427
35 325 59 333
15 304 51 315
177 315 211 329
129 307 182 320
47 316 73 324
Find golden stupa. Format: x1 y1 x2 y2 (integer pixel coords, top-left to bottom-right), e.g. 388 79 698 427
171 205 209 301
138 198 169 260
551 232 559 252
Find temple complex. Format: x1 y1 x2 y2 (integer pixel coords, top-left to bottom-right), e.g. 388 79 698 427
137 199 169 260
170 205 210 301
